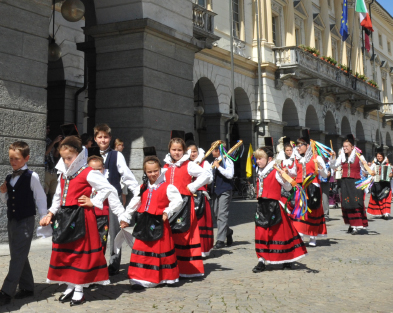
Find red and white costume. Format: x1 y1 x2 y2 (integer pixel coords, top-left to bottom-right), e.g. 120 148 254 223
163 153 211 277
276 150 296 211
124 169 183 287
291 146 328 238
255 161 307 264
367 158 391 217
47 148 124 288
190 148 214 257
330 148 369 229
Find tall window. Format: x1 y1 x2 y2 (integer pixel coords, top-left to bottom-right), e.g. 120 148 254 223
379 34 383 48
382 78 387 102
332 39 338 60
232 0 240 38
388 41 391 54
295 27 301 46
196 0 206 7
272 16 279 46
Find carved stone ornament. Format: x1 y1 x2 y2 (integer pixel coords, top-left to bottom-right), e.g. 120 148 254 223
272 1 283 15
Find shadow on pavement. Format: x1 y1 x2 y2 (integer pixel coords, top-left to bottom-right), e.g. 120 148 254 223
207 249 233 259
204 262 233 276
265 262 319 274
310 238 341 247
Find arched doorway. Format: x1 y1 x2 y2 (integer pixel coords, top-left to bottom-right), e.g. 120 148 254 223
305 105 320 131
230 87 252 178
282 99 300 141
356 120 366 154
193 77 220 151
325 111 336 134
341 116 352 135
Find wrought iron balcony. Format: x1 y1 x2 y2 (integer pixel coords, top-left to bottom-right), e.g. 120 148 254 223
273 46 382 116
192 2 220 48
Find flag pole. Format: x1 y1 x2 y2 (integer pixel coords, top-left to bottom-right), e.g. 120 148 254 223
347 1 356 77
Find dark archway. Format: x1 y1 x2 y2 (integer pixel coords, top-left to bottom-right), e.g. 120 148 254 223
305 105 320 130
325 111 336 134
356 120 366 154
282 99 301 140
341 116 352 135
194 78 220 151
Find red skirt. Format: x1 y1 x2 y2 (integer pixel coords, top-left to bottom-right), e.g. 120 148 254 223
290 200 327 237
342 208 369 228
128 219 179 287
47 207 109 286
197 198 214 257
255 206 307 263
173 198 204 277
367 191 392 216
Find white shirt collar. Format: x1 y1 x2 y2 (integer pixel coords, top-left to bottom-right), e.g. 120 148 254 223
55 147 88 178
147 168 168 188
163 152 190 167
257 160 275 177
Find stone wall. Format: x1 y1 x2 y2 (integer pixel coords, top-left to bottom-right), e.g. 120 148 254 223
0 0 51 241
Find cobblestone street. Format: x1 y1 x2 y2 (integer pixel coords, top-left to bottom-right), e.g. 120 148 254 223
0 198 392 313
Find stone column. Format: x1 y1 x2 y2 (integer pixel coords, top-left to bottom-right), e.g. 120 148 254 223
284 1 296 46
320 0 331 57
263 0 273 44
304 0 315 47
0 1 51 241
86 2 203 179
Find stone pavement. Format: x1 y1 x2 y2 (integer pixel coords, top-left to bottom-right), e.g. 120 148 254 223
0 198 392 313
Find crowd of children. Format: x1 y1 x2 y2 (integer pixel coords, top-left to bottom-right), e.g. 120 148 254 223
0 124 390 306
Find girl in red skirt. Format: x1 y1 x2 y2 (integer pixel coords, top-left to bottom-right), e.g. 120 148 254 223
163 131 211 277
252 144 307 273
291 131 328 246
276 137 297 212
186 135 214 257
330 135 369 234
367 150 392 220
40 136 116 306
121 147 183 289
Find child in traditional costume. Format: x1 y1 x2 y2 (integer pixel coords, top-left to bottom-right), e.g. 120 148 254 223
252 139 307 273
185 133 214 257
276 137 296 213
366 148 392 220
40 136 121 306
291 130 328 246
163 131 211 277
330 134 369 234
121 147 183 289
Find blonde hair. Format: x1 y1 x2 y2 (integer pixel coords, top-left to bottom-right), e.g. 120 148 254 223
253 148 268 159
114 138 124 147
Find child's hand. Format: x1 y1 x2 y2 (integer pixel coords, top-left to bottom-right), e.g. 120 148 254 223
213 161 220 169
162 212 168 222
40 213 53 226
120 221 129 228
78 195 93 207
0 181 7 194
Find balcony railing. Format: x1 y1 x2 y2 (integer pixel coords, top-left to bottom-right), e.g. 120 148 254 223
273 46 381 111
192 3 219 47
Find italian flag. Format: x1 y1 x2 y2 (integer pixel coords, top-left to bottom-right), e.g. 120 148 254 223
355 0 373 31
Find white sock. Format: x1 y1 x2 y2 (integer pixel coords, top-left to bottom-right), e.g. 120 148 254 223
63 285 74 296
258 257 266 264
72 285 83 301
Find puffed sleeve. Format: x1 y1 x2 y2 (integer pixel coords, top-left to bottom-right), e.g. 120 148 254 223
316 156 328 178
163 185 183 219
87 170 114 209
123 186 143 222
187 162 211 194
48 178 62 215
275 171 292 191
202 160 213 184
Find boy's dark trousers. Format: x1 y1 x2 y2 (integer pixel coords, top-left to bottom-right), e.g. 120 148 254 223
2 216 35 296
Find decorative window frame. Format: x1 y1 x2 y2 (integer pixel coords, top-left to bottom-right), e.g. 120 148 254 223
272 0 285 46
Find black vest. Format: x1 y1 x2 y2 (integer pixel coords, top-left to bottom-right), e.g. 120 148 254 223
211 166 234 196
6 170 36 221
104 150 122 195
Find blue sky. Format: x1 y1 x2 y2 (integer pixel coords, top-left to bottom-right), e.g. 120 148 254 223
377 0 393 17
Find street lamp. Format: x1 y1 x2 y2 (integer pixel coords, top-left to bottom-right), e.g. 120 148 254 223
61 0 85 22
48 0 61 62
48 38 62 62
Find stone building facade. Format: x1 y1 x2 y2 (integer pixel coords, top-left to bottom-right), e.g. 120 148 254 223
0 0 393 240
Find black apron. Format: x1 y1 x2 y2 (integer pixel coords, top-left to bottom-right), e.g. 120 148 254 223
51 205 86 244
193 190 206 220
341 178 364 209
255 198 282 228
371 181 391 201
132 211 164 241
169 195 192 233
